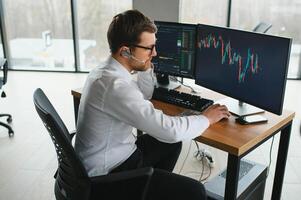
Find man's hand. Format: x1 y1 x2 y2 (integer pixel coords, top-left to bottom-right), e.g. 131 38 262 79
202 104 231 125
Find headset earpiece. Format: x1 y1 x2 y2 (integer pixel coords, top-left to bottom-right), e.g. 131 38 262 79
121 49 131 58
121 49 146 64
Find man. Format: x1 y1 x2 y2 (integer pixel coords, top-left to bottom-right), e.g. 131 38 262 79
75 9 230 199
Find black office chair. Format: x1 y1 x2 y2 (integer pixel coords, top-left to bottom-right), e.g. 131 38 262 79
0 58 14 136
252 22 272 33
33 88 154 200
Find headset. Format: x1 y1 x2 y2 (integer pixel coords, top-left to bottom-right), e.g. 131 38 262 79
121 49 146 64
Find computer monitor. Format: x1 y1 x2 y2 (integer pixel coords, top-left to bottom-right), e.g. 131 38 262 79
195 24 292 116
153 21 197 88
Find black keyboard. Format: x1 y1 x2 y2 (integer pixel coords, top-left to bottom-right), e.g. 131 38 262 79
152 87 214 112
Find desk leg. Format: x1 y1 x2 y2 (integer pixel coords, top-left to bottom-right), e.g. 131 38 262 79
271 121 292 200
224 154 240 200
73 96 80 126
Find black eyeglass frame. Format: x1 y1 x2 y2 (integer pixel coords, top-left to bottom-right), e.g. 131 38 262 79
130 44 156 53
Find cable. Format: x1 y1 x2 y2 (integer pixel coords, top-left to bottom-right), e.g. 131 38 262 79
197 150 213 182
199 156 205 182
179 140 213 182
194 141 212 182
179 140 193 174
200 163 212 182
180 82 199 94
266 136 275 177
170 76 200 94
178 80 199 94
194 140 200 152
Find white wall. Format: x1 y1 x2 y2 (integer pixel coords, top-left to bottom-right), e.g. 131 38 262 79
133 0 180 22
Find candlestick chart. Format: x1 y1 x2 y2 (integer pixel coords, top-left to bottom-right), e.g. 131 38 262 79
198 34 260 83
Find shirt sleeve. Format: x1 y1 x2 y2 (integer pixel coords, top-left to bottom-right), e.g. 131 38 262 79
102 78 210 143
137 66 156 100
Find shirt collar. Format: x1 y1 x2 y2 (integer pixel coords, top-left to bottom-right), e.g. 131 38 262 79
107 56 132 81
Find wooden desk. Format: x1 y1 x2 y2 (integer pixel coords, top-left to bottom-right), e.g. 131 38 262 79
71 88 295 200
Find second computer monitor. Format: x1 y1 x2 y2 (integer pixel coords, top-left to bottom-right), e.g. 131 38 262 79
195 24 292 116
153 21 197 79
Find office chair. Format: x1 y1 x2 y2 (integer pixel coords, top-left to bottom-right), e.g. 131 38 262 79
33 88 154 200
252 22 272 33
0 58 14 136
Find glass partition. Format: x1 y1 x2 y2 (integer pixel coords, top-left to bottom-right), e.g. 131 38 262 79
4 0 75 71
77 0 132 71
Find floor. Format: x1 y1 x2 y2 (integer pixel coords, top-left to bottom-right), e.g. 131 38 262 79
0 71 300 200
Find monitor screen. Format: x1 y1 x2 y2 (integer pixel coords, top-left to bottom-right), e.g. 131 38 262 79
153 21 197 78
195 24 292 115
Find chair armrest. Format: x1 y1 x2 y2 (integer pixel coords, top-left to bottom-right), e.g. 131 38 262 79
90 167 153 200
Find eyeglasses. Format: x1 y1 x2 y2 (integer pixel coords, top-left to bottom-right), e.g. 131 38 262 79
131 44 156 54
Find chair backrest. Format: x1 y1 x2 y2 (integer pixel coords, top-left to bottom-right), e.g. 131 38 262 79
0 58 8 85
33 88 91 200
0 58 7 85
252 22 272 33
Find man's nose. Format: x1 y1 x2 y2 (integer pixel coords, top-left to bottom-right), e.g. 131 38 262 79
152 46 157 57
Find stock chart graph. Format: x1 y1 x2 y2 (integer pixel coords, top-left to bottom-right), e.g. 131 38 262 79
198 34 260 83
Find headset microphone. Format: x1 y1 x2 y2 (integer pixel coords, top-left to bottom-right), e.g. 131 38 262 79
122 50 146 64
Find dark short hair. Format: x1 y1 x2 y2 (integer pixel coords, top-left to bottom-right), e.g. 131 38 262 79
107 9 157 54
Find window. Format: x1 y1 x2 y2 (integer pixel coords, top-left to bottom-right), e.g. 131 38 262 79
231 0 301 79
77 0 132 71
4 0 74 71
179 0 228 26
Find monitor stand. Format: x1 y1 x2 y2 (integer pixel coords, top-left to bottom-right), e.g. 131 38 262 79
155 73 180 90
217 97 264 117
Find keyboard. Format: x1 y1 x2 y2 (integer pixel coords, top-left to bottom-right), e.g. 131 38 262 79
152 87 214 112
220 159 255 181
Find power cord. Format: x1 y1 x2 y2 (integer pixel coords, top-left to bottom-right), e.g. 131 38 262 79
178 140 214 182
170 76 200 94
200 159 212 182
199 155 205 181
179 81 199 94
179 136 274 183
194 141 214 167
179 140 193 174
194 141 213 182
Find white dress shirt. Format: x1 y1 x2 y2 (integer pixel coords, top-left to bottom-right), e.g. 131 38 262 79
74 56 209 177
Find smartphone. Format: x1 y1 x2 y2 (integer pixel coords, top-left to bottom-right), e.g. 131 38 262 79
236 115 268 125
